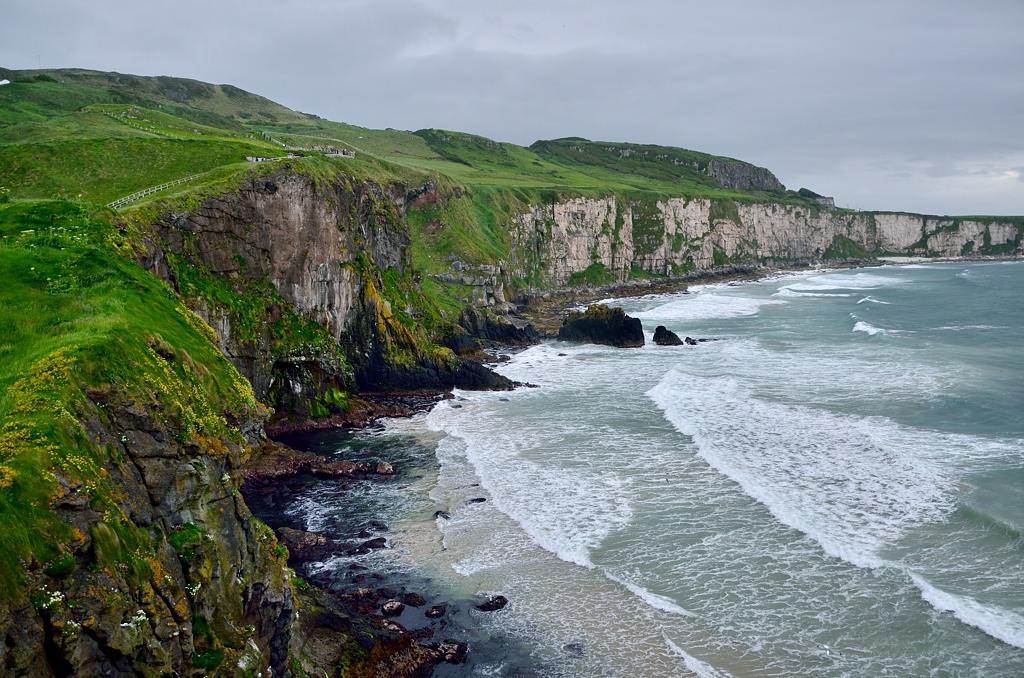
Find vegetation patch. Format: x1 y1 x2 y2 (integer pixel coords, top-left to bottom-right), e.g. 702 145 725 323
0 199 259 599
567 263 616 286
824 234 869 259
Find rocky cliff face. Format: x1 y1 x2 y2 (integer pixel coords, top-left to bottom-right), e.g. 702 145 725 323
0 374 293 677
142 171 509 424
706 159 784 191
506 196 1022 286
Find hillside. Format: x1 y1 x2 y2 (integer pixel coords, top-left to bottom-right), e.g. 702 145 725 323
0 68 815 205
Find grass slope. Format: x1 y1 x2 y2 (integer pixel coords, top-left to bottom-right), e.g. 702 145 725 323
0 199 259 598
0 69 826 212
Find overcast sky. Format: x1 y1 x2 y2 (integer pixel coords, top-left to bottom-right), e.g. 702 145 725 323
3 0 1022 215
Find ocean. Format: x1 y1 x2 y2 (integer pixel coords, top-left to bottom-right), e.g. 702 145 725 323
282 261 1024 676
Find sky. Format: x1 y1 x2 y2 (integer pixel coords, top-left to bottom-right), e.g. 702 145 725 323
3 0 1023 216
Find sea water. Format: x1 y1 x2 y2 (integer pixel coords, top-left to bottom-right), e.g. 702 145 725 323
289 262 1024 676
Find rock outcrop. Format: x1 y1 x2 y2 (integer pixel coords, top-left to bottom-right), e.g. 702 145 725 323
141 171 512 424
557 304 645 348
653 326 684 346
0 391 293 677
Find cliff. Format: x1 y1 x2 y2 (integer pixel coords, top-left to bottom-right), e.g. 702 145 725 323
0 195 471 677
425 193 1024 297
0 202 293 676
138 168 511 426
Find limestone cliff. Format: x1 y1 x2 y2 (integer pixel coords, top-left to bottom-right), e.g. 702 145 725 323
502 196 1023 287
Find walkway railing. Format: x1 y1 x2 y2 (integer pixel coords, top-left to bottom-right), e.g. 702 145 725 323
106 174 204 210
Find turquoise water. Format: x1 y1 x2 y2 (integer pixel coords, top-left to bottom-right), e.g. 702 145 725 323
298 262 1024 676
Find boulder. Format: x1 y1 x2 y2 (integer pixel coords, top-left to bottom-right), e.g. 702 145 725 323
653 326 684 346
475 595 509 612
382 600 405 617
401 593 427 607
275 527 329 553
557 304 644 348
433 641 468 664
425 604 447 619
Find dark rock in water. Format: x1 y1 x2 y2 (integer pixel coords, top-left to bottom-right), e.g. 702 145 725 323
276 526 330 553
456 307 540 347
434 640 469 664
311 459 397 478
557 304 644 348
685 336 699 346
425 603 448 618
475 595 509 612
349 536 387 554
434 510 451 520
382 600 405 617
402 592 427 607
410 627 435 641
653 326 684 346
467 497 487 504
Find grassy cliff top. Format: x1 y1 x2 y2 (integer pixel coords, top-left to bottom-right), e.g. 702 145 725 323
0 67 818 208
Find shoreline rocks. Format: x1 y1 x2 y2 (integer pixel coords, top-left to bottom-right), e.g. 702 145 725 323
557 304 644 348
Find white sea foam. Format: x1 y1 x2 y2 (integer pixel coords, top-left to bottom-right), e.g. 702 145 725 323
780 271 905 292
934 324 1007 331
852 320 884 335
425 396 633 570
908 572 1024 649
857 295 891 305
773 287 854 298
649 372 958 569
635 293 786 322
608 575 697 618
663 634 736 678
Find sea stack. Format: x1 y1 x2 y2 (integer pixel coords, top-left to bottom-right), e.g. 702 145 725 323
653 326 684 345
557 304 645 347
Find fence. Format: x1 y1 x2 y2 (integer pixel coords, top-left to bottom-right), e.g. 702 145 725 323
106 174 204 210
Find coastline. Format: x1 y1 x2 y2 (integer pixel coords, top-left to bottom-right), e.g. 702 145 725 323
245 254 1024 675
244 420 541 676
518 254 1022 335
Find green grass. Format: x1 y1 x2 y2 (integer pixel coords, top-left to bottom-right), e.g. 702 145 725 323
0 68 311 127
0 200 260 600
567 263 617 286
0 138 279 203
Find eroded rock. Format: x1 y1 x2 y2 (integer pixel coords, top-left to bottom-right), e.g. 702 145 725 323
653 326 684 346
557 304 644 348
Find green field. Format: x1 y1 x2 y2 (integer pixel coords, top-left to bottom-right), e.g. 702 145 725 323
0 68 826 212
